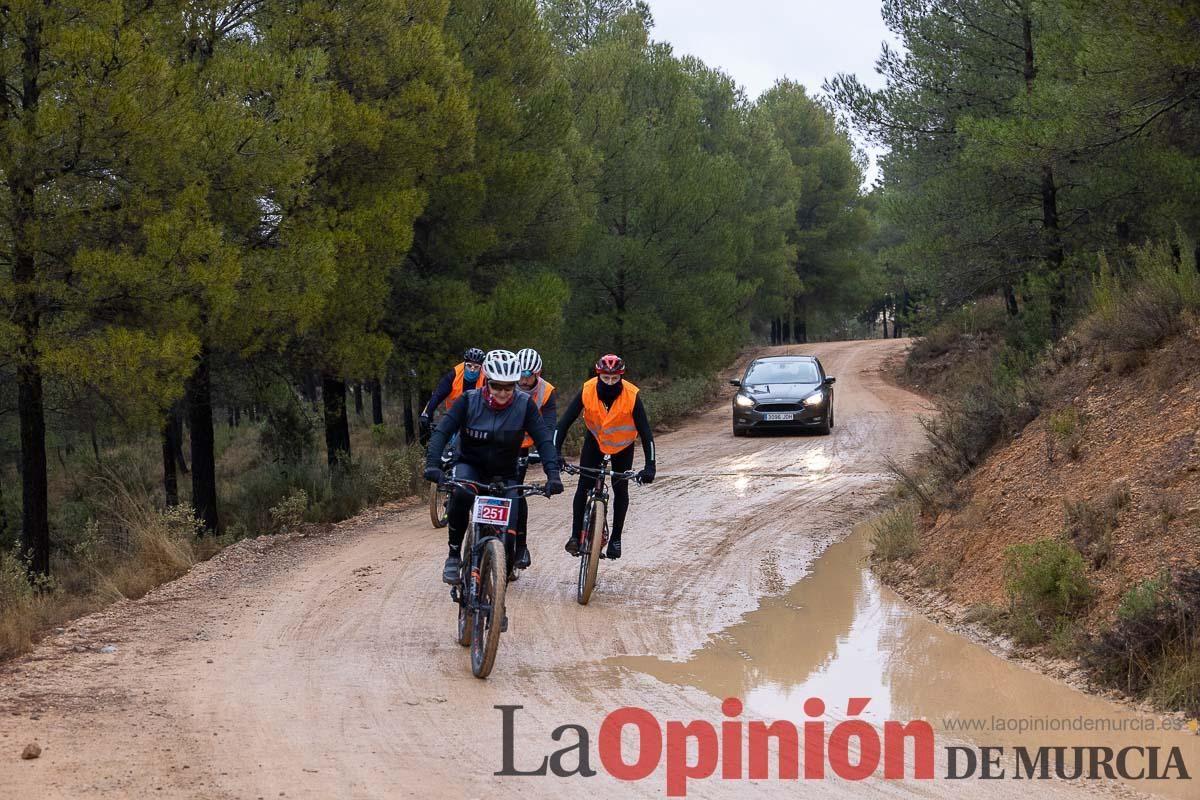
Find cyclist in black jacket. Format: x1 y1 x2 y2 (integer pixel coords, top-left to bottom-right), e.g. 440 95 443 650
425 350 564 583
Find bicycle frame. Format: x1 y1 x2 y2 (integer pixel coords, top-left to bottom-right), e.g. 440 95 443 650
441 478 548 678
564 456 638 605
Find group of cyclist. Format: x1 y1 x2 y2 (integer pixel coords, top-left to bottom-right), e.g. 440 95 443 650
421 347 657 585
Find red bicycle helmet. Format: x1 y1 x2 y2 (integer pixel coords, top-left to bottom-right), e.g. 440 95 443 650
595 353 625 375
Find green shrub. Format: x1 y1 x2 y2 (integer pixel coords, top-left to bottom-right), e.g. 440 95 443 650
1117 572 1170 622
269 489 309 533
221 459 326 537
1047 406 1078 438
908 298 1009 362
366 447 424 502
368 423 409 450
1083 236 1200 353
0 548 37 658
641 376 721 428
260 395 316 465
1004 539 1093 643
1085 568 1200 716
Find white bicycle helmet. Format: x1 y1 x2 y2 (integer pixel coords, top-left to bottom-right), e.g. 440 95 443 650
482 349 522 382
516 348 542 377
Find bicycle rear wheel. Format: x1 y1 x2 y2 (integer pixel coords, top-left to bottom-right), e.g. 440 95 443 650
430 484 449 528
576 499 605 605
456 523 476 647
471 537 507 678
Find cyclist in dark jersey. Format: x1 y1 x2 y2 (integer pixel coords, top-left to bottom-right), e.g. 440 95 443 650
425 349 564 583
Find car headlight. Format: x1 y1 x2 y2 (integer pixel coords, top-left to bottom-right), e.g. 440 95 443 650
734 393 755 408
803 391 825 407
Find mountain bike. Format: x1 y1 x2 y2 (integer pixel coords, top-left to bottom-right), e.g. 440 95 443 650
563 457 639 606
428 439 457 528
442 477 550 678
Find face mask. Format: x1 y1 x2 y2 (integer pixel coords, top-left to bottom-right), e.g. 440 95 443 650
464 368 480 382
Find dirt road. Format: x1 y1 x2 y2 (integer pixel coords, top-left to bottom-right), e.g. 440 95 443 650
2 340 1187 799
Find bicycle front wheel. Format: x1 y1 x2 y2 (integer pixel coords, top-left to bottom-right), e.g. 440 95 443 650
471 537 507 678
577 499 605 605
430 484 448 528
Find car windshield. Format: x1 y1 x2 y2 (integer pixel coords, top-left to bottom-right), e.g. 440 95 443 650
745 361 820 384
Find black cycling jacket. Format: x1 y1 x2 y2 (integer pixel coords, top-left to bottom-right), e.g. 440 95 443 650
427 390 560 480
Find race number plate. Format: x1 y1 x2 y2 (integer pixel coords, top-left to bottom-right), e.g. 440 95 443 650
473 496 513 527
763 412 794 421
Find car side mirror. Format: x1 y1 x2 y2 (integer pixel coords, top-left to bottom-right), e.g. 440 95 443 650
729 380 742 388
824 377 836 385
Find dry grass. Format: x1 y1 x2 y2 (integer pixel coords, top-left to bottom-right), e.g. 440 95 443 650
869 504 919 565
0 471 223 658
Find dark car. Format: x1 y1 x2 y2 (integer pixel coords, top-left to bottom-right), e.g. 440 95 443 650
730 355 835 436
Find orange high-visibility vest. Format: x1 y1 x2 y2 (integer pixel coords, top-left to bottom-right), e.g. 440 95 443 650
582 378 639 454
445 362 485 409
521 378 556 449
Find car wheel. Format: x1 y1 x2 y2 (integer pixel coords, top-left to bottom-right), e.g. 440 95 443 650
733 423 747 437
816 410 831 436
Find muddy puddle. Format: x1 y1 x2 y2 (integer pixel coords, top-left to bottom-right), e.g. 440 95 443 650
614 524 1200 798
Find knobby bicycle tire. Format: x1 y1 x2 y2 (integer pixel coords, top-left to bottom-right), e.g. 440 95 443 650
471 537 507 678
577 498 605 605
430 483 449 528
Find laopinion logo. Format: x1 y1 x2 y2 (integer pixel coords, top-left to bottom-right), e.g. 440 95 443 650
494 698 1192 797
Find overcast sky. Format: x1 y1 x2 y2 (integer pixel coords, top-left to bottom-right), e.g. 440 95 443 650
644 0 899 181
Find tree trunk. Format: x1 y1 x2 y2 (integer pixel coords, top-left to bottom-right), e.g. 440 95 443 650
1022 9 1067 333
18 360 50 576
322 375 351 468
353 382 364 417
1004 285 1020 317
302 371 320 412
370 380 384 426
794 296 808 344
0 479 8 541
11 0 50 576
881 307 889 338
403 389 416 445
162 417 178 508
187 348 220 533
170 402 189 475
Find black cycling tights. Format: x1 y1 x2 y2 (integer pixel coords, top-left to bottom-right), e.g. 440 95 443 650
572 436 634 539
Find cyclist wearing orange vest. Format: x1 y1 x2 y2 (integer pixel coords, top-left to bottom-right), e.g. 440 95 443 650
554 353 655 560
512 348 557 572
419 347 486 441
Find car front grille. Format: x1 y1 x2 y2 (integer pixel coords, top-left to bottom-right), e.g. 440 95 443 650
755 402 804 412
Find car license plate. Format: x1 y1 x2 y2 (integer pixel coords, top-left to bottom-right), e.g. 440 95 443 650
473 496 513 527
763 412 794 421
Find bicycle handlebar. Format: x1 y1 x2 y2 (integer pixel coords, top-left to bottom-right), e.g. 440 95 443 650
562 463 642 482
439 478 552 498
